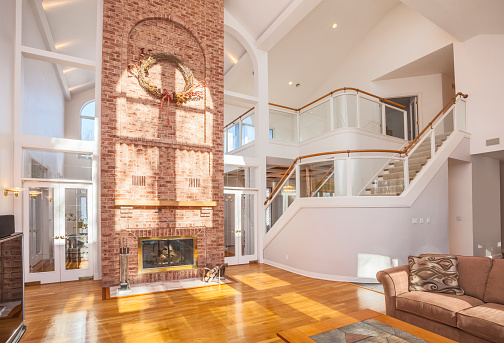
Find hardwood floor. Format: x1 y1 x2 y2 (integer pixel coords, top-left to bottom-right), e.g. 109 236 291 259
23 264 385 342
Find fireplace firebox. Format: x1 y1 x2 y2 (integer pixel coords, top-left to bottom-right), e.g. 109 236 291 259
138 236 197 274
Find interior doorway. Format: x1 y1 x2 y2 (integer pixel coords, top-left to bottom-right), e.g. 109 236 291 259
23 182 94 284
224 190 257 265
387 96 419 141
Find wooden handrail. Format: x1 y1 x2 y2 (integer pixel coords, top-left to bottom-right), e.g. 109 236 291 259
264 149 403 205
224 107 254 129
403 92 468 154
269 103 298 111
264 91 468 205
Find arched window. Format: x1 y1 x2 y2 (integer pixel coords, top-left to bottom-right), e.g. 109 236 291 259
80 101 95 141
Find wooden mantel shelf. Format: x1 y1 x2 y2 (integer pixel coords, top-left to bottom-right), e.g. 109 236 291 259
114 200 218 207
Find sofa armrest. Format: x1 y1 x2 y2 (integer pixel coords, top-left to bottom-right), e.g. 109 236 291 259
376 265 410 317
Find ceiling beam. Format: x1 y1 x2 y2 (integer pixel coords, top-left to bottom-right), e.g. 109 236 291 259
224 90 258 105
21 46 96 71
29 0 71 100
256 0 323 51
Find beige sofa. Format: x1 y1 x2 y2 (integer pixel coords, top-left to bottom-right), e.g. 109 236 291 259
377 255 504 343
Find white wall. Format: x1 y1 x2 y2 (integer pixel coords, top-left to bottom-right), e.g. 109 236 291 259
264 162 450 281
0 0 15 216
454 34 504 154
448 161 473 255
310 4 456 113
371 74 444 128
64 88 95 140
471 155 501 257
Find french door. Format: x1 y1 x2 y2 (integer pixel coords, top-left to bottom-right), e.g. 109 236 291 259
23 182 94 284
224 190 257 265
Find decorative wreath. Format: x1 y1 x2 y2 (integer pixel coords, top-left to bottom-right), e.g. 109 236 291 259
128 52 204 105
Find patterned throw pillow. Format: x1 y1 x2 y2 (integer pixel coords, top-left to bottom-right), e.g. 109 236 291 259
408 255 464 295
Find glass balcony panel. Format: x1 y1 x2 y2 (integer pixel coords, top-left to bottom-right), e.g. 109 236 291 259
333 159 347 196
385 106 405 139
224 166 257 188
241 114 255 145
359 97 382 133
299 101 330 141
434 109 454 152
23 149 92 181
226 123 240 152
299 161 335 197
269 110 297 142
340 94 358 127
455 100 467 131
351 158 400 196
266 169 297 231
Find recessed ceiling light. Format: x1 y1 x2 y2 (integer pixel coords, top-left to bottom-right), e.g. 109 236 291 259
288 81 293 85
332 23 338 29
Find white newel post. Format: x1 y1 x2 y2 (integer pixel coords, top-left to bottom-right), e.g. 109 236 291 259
295 164 301 199
403 110 408 140
381 105 386 135
403 157 409 190
356 92 361 129
346 156 352 196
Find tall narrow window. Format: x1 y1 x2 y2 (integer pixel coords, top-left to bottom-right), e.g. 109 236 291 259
80 101 95 141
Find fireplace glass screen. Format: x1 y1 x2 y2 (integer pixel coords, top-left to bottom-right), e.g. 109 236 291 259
139 236 197 273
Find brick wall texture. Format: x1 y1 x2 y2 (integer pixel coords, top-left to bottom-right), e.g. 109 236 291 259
101 0 224 288
0 236 23 302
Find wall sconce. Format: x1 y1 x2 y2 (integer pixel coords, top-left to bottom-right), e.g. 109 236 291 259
29 191 41 199
4 188 25 197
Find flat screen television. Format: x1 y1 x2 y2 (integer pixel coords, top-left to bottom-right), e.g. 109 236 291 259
0 216 15 239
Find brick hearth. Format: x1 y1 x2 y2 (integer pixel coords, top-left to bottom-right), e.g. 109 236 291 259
100 0 224 288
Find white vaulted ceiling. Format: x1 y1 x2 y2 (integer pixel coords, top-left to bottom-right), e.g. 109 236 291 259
224 0 400 107
400 0 504 42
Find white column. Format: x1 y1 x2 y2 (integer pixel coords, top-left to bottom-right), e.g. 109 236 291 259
253 49 269 263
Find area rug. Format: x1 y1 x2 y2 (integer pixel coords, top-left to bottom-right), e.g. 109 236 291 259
310 318 428 343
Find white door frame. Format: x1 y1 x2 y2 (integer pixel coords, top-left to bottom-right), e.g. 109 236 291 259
23 181 94 284
224 189 258 265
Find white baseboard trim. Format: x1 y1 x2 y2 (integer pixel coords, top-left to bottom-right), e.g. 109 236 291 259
263 259 379 284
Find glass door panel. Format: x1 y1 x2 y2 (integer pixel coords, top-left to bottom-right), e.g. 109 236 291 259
224 193 236 260
64 188 89 271
28 187 55 273
225 190 257 265
240 194 255 259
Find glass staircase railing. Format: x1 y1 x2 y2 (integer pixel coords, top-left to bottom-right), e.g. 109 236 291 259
265 93 467 231
224 87 409 153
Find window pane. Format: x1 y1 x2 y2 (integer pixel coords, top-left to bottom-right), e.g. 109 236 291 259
227 124 240 151
81 101 96 118
81 118 95 141
24 149 92 181
241 114 255 145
